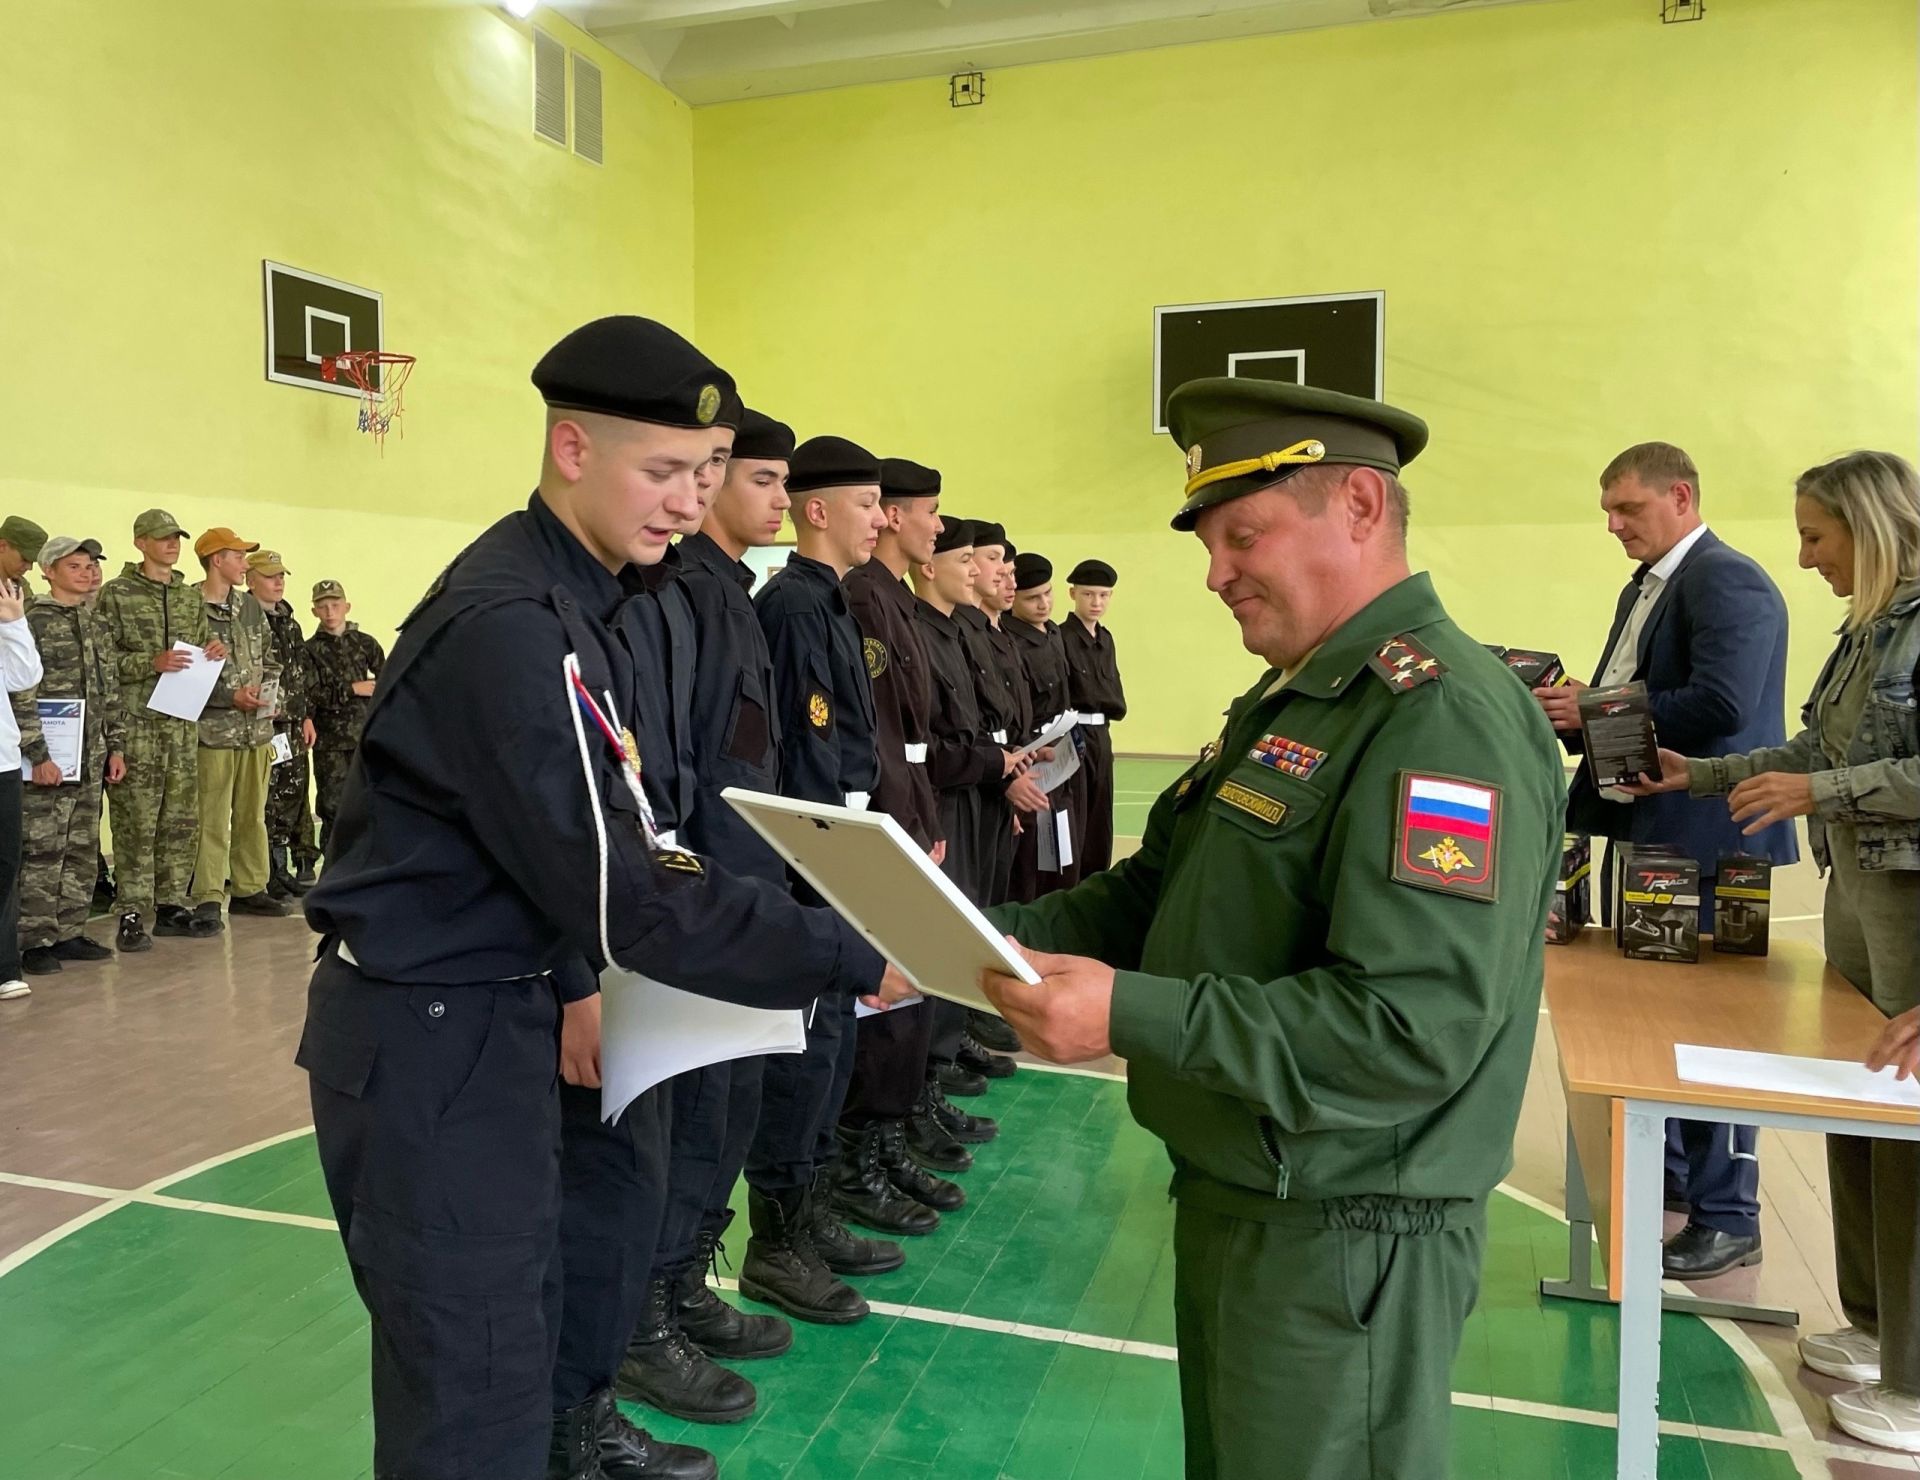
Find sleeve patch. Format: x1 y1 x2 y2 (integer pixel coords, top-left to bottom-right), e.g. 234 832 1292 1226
1391 771 1500 903
808 690 832 731
863 637 889 679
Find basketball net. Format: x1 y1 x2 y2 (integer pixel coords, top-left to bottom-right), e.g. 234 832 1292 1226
321 351 415 451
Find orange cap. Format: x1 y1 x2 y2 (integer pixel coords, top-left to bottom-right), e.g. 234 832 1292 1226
194 527 260 560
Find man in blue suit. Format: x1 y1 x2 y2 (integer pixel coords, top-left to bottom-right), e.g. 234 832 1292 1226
1536 441 1798 1281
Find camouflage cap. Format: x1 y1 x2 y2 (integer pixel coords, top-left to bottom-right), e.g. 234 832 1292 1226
39 535 103 568
134 508 189 540
247 549 290 577
0 516 48 561
312 580 347 603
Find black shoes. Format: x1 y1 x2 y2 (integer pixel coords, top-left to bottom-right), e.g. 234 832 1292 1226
116 913 152 953
925 1080 997 1143
229 892 290 917
832 1122 941 1237
739 1182 871 1324
187 902 224 937
967 1010 1023 1054
957 1033 1016 1080
675 1214 792 1359
807 1166 905 1276
1661 1222 1763 1281
616 1272 757 1424
936 1060 988 1098
152 905 197 938
548 1390 717 1480
53 935 113 962
906 1093 974 1174
876 1119 965 1213
22 947 60 976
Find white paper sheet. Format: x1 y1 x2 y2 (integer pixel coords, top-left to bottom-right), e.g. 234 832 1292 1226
1674 1043 1920 1109
1028 740 1081 796
1014 710 1080 762
146 643 225 722
269 731 294 766
599 966 806 1125
36 698 84 781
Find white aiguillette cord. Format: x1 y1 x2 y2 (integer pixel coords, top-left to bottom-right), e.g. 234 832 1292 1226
565 652 661 965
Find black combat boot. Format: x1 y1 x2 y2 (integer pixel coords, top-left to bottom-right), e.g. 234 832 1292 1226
876 1119 965 1212
967 1008 1023 1054
925 1079 998 1143
739 1182 870 1324
831 1122 940 1237
615 1271 757 1424
956 1032 1016 1080
905 1091 973 1173
935 1059 987 1097
675 1212 792 1359
590 1388 718 1480
547 1395 608 1479
807 1165 906 1276
267 844 296 901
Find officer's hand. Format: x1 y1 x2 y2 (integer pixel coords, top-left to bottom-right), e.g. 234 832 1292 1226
560 995 604 1089
351 679 377 698
27 760 60 787
1531 678 1587 732
930 840 947 868
858 963 920 1013
1617 747 1692 797
301 718 317 748
1005 773 1051 814
204 639 229 662
153 648 193 674
105 753 127 785
1728 771 1816 834
981 941 1113 1064
1868 1006 1920 1081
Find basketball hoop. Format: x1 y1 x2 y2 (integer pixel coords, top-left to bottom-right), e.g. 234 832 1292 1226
321 350 415 450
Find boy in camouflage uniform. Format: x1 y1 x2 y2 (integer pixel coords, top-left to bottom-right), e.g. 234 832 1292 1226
304 580 384 864
247 551 318 899
96 510 227 952
16 537 124 974
192 529 284 926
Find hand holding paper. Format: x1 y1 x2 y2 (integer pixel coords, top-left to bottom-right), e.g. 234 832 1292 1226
982 939 1115 1064
1868 1006 1920 1082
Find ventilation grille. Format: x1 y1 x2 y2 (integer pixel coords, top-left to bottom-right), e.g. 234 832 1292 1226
533 30 567 147
572 54 603 165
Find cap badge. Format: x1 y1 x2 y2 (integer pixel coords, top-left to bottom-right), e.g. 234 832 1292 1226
1186 444 1204 478
696 385 722 426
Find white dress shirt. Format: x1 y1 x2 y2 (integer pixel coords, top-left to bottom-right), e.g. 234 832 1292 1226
0 614 45 774
1595 523 1708 797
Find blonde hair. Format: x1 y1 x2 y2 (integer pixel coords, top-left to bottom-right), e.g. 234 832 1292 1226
1796 451 1920 629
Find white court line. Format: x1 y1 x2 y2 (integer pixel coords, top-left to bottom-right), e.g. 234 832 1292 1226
0 1167 337 1233
1016 1060 1128 1083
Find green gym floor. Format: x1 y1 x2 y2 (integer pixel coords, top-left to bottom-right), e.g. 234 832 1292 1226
0 759 1888 1478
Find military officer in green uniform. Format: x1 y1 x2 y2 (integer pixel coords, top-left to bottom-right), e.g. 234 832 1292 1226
982 380 1562 1480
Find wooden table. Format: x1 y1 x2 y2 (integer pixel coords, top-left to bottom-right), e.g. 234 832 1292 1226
1541 931 1915 1479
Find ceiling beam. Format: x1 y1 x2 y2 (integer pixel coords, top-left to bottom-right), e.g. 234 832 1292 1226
591 0 893 34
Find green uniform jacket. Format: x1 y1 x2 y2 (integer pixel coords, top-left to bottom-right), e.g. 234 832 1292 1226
987 573 1563 1215
199 587 280 750
12 600 126 772
96 564 214 712
263 600 315 738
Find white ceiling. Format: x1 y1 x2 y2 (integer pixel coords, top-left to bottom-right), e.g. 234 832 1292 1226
554 0 1566 106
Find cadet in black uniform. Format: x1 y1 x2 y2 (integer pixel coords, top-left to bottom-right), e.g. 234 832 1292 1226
837 456 955 1237
908 516 1014 1151
1062 558 1126 875
746 435 909 1323
298 318 901 1480
1006 553 1086 898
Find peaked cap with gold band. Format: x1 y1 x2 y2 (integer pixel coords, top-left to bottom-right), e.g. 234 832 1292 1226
1165 378 1429 532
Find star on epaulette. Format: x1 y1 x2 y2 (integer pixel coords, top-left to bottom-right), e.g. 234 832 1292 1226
1367 633 1448 693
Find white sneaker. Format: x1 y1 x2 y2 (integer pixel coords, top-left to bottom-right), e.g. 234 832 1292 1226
0 979 28 1000
1830 1383 1920 1452
1802 1326 1883 1383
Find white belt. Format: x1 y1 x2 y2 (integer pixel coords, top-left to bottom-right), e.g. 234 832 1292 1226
844 791 871 812
1079 713 1107 727
338 940 359 967
904 744 928 764
991 730 1008 745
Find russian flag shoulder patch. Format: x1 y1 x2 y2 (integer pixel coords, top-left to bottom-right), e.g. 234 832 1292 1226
1392 771 1500 903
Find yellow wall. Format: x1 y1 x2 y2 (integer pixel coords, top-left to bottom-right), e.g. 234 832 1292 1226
0 0 697 644
693 0 1920 753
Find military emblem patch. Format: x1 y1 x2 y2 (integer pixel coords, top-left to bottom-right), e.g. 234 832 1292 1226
1391 771 1499 902
1251 734 1327 779
696 384 722 426
1367 633 1448 693
657 848 705 876
808 691 831 731
864 637 888 679
1216 780 1288 827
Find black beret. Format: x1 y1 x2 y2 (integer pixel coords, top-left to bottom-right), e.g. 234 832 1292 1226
932 517 974 555
788 436 881 493
970 521 1008 552
532 316 735 430
1013 553 1052 591
880 457 941 499
1068 559 1117 587
713 386 746 431
732 409 796 462
1001 539 1018 563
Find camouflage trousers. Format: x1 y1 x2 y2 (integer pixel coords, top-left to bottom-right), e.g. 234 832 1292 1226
109 715 200 924
21 775 103 950
313 747 356 862
268 729 318 868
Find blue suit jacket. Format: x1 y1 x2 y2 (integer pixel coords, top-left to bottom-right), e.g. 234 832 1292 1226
1564 529 1800 870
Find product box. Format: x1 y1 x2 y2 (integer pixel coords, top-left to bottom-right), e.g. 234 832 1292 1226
1579 681 1660 790
1546 833 1591 944
1713 855 1773 956
1619 845 1700 963
1484 646 1569 689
